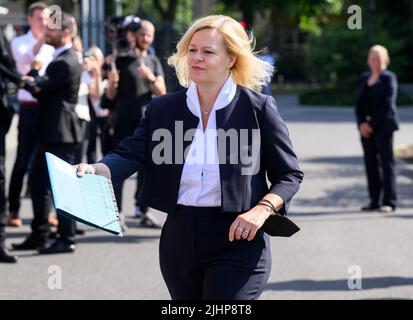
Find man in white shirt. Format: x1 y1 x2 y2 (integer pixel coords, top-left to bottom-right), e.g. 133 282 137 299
8 2 54 227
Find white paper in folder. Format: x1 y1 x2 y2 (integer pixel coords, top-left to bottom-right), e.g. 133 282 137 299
45 152 122 236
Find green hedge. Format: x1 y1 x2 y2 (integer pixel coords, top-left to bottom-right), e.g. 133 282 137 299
299 87 413 107
303 18 412 85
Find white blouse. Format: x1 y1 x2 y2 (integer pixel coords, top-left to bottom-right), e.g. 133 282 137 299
177 75 237 207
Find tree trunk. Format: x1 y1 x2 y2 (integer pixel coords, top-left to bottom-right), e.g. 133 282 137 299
410 0 413 57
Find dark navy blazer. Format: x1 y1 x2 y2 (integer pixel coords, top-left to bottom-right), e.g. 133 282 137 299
100 86 303 215
355 70 399 134
33 48 83 144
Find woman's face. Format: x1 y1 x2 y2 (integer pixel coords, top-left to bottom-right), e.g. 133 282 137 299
187 28 235 87
368 50 385 73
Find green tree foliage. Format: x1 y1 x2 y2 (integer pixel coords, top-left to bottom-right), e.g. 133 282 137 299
121 0 193 90
218 0 342 31
304 15 411 86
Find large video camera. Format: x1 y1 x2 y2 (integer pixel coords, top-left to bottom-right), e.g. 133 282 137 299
108 15 141 57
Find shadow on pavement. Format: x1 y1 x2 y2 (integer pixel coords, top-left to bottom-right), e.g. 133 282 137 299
290 211 413 220
296 181 413 210
3 232 34 238
303 155 364 166
297 156 413 209
276 95 413 124
76 234 160 244
265 276 413 291
302 155 412 179
384 213 413 220
295 183 369 209
291 210 365 217
5 231 160 244
281 111 356 124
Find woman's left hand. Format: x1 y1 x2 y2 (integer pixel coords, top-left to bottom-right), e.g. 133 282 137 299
229 205 272 242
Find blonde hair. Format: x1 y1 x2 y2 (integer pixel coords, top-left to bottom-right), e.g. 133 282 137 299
88 45 104 64
167 15 274 91
368 44 390 69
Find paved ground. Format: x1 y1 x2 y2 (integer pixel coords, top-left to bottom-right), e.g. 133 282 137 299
1 95 413 300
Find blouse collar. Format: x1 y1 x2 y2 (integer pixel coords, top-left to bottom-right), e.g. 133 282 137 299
186 74 237 118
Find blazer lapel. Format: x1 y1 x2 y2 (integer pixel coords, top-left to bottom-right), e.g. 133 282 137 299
168 94 199 194
172 95 199 158
215 86 240 131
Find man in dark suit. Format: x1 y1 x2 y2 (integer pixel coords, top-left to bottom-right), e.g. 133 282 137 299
0 13 21 262
13 13 82 254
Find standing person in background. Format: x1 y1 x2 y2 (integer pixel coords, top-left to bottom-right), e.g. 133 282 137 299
356 45 399 213
106 20 166 228
12 13 82 254
0 7 23 262
123 15 141 51
72 36 92 164
65 36 92 237
84 45 110 163
258 47 274 96
8 2 54 227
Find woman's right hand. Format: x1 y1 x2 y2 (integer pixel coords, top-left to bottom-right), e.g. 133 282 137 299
359 122 373 138
75 163 96 177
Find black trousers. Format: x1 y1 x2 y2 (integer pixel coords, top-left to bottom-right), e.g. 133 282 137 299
74 120 90 164
8 104 39 213
159 205 271 300
113 116 142 213
113 171 147 212
134 170 148 211
361 131 397 208
0 124 6 247
29 143 80 243
87 116 111 163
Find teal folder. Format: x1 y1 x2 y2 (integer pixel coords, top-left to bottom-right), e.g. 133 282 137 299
45 152 122 237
